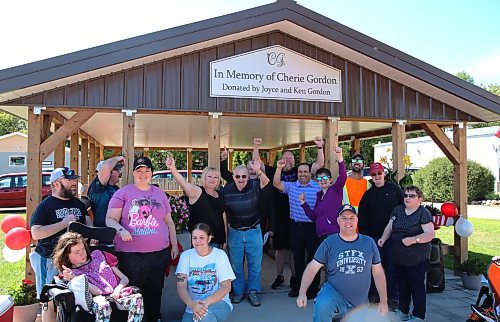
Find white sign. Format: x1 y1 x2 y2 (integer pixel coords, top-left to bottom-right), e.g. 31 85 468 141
210 45 342 102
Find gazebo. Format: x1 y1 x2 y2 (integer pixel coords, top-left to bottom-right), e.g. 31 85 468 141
1 0 499 278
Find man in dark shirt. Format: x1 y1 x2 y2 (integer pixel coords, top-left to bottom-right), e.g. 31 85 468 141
358 162 404 310
223 159 271 307
29 167 91 322
88 156 124 227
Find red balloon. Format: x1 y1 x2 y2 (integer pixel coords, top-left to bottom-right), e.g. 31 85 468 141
1 215 26 234
5 227 31 250
496 127 500 138
441 202 457 218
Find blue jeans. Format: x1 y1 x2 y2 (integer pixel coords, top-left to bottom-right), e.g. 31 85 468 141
314 283 352 322
227 225 262 295
181 301 232 322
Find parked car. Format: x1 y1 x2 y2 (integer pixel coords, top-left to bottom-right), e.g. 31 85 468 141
0 172 52 208
152 170 203 191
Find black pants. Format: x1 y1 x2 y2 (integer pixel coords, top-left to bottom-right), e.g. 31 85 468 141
369 238 399 301
117 248 170 322
394 260 429 320
289 221 321 294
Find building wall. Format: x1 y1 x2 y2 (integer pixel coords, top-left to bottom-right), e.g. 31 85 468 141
374 126 500 191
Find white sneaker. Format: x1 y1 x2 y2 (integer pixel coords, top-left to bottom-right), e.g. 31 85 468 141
391 310 411 321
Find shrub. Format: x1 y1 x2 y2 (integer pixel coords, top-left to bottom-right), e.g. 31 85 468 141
413 158 495 202
458 258 488 276
485 191 500 200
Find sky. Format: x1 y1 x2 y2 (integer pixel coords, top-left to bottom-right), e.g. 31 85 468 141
1 0 499 86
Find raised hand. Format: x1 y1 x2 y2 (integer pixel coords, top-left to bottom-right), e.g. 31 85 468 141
62 265 74 281
165 157 176 170
314 136 324 148
298 192 306 204
220 147 228 161
277 159 286 169
253 138 263 146
334 146 343 162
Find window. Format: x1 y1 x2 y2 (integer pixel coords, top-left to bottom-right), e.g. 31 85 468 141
9 156 26 167
0 177 12 188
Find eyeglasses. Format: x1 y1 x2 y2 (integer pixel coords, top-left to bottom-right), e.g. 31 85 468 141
370 171 383 177
352 159 364 164
316 175 330 181
404 193 417 199
234 174 247 179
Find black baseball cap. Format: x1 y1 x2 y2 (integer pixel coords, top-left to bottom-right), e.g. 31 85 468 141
133 157 154 172
338 204 357 216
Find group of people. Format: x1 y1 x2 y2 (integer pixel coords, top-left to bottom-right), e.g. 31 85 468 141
28 135 435 322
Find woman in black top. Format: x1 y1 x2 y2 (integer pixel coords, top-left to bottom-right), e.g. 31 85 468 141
166 157 226 248
378 186 435 321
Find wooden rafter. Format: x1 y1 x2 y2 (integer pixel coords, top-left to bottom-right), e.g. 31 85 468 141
422 123 459 165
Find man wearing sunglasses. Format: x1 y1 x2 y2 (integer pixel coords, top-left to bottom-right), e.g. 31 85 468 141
30 167 92 322
358 162 403 310
222 158 271 307
253 137 324 295
88 156 124 227
342 153 371 212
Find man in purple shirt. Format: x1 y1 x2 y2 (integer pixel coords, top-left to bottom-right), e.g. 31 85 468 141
299 147 347 239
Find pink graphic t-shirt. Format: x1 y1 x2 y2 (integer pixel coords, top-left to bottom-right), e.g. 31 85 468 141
108 184 172 253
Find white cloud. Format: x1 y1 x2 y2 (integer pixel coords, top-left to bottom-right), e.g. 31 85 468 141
463 50 500 85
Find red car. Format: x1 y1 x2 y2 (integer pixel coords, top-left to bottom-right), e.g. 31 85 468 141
0 172 52 208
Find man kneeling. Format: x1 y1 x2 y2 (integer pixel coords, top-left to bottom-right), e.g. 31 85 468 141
296 204 388 322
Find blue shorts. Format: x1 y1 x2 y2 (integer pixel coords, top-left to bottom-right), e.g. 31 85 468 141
29 251 59 298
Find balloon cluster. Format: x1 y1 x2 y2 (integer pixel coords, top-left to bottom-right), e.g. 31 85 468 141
440 202 474 238
1 215 31 262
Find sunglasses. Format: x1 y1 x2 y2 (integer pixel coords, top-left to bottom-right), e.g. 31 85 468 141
62 167 76 177
370 171 383 177
234 174 247 179
404 193 417 199
316 175 330 181
352 159 364 164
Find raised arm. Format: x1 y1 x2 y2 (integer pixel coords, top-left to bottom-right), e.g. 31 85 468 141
252 138 262 161
220 147 234 183
311 137 325 175
332 146 347 190
273 159 286 192
97 156 125 185
251 158 270 189
166 157 201 202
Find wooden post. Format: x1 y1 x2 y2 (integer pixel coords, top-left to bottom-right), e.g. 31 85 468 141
187 149 193 183
70 132 79 173
26 107 43 281
81 138 89 184
99 145 104 161
89 141 96 178
453 123 468 269
325 117 339 179
392 121 406 183
53 124 66 168
122 111 136 184
208 113 221 172
144 148 149 158
351 137 361 155
299 145 306 163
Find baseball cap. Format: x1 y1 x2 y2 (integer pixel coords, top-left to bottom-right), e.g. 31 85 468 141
338 204 357 216
96 160 124 172
50 167 80 183
369 162 384 174
133 157 153 171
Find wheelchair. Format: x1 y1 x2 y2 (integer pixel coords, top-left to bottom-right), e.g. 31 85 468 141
40 222 130 322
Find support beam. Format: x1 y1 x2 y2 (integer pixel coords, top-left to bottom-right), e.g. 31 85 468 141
351 138 361 155
108 148 121 158
122 112 136 184
325 117 339 179
268 149 277 166
187 149 193 183
70 132 79 173
41 114 53 141
453 124 468 270
26 107 42 281
422 123 459 165
81 138 89 184
143 148 149 158
53 124 66 169
208 113 221 172
40 111 95 161
392 121 406 183
89 142 97 178
299 145 306 163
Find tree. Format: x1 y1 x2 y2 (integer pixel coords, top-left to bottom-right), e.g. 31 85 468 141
0 112 27 136
456 71 475 84
487 83 500 96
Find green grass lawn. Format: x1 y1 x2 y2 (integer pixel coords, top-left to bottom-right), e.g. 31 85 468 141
435 217 500 270
0 213 498 294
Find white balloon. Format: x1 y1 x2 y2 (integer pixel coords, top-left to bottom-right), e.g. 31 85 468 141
2 245 25 263
455 217 474 237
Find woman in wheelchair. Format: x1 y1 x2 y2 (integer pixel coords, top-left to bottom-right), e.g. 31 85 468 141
53 232 144 322
176 223 235 322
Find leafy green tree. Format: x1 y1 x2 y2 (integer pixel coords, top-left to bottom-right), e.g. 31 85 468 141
456 71 475 84
0 111 27 136
487 83 500 96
